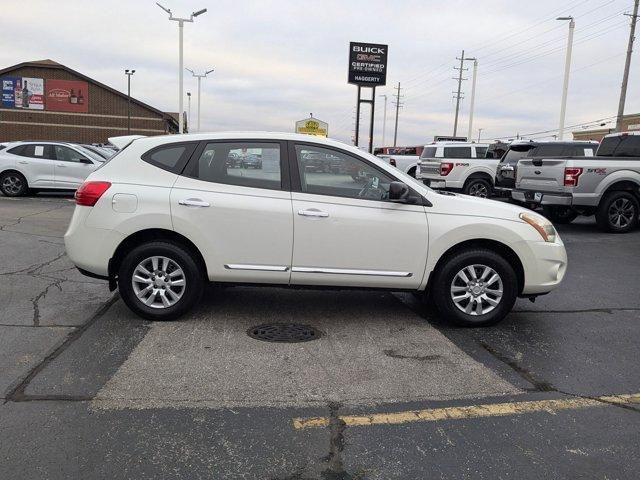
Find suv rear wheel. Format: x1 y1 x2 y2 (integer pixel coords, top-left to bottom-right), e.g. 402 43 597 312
431 249 518 327
463 178 492 198
596 191 639 233
118 241 204 321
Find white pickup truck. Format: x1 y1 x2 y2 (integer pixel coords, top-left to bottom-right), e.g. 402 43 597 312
512 132 640 233
415 142 493 197
375 146 422 177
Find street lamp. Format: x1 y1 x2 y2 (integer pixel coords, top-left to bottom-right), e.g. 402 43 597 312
156 2 207 134
186 68 214 132
557 16 575 140
186 92 191 131
379 94 388 147
125 69 135 134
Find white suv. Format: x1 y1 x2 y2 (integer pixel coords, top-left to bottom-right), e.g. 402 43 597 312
65 133 567 327
416 142 494 197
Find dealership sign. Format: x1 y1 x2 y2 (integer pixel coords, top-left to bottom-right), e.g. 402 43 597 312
348 42 388 87
296 117 328 137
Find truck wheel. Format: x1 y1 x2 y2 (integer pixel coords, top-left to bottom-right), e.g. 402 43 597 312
596 191 639 233
542 206 578 224
463 178 492 198
407 167 417 178
431 248 518 327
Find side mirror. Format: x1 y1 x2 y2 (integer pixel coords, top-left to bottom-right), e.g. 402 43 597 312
78 157 93 165
389 181 410 202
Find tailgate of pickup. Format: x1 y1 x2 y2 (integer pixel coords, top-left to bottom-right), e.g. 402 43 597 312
416 159 441 178
517 158 567 192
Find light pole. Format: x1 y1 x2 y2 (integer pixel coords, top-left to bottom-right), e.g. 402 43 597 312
156 3 207 134
557 16 575 140
186 92 191 132
379 94 388 147
125 69 135 134
186 68 214 132
466 58 478 141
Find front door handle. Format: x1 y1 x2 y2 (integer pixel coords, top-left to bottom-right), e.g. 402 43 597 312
298 209 329 218
178 198 210 208
57 163 66 168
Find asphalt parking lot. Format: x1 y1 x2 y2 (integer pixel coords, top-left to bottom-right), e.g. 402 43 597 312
1 194 639 479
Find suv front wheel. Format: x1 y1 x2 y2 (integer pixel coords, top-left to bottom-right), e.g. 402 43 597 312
431 249 518 327
118 241 204 321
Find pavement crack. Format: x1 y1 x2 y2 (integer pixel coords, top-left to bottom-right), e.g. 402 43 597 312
0 204 67 232
383 349 442 362
4 294 119 403
31 278 64 327
479 341 556 392
558 390 640 415
321 401 362 480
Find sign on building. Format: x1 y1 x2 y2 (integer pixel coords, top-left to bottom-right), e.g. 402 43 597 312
348 42 388 87
45 80 89 113
2 77 45 110
295 116 328 137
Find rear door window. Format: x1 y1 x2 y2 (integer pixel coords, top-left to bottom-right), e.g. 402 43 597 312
475 146 488 158
443 147 471 159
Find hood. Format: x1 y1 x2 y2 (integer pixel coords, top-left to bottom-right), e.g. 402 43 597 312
426 190 530 222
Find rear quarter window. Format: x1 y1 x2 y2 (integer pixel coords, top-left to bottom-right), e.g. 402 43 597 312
443 147 471 159
141 142 198 173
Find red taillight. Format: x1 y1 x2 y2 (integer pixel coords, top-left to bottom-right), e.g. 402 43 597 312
389 158 397 167
563 167 583 187
75 181 111 206
440 162 454 176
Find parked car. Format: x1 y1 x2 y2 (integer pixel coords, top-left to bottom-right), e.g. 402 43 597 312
495 140 597 195
0 141 105 196
512 132 640 232
241 153 262 169
226 152 242 168
375 146 424 177
81 144 116 160
64 132 566 327
415 142 492 197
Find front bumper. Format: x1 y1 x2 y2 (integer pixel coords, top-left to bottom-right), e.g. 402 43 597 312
517 239 568 295
512 189 573 206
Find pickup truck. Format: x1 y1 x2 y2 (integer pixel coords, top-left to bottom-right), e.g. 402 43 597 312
415 142 493 197
495 140 598 195
512 132 640 233
375 146 423 177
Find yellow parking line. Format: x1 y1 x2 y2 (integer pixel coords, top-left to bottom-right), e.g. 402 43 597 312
292 393 640 430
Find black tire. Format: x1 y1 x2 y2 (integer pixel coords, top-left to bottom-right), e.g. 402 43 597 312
118 241 205 321
595 191 639 233
0 171 29 197
463 177 492 198
431 249 518 327
407 167 417 178
542 205 578 225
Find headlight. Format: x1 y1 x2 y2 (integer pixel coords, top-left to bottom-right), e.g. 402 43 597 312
519 212 557 243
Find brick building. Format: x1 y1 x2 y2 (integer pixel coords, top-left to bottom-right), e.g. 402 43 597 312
0 59 181 143
572 113 640 142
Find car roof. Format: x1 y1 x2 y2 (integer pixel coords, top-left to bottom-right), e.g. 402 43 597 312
508 139 598 147
604 131 640 138
423 142 489 147
3 140 82 148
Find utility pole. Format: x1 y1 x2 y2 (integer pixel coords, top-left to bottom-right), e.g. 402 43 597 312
379 94 388 146
124 69 135 134
467 59 478 141
477 127 484 142
557 16 575 140
393 82 402 147
186 68 214 132
156 3 207 134
453 50 474 138
615 0 639 132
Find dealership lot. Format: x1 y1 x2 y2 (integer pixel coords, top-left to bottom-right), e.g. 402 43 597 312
1 194 640 479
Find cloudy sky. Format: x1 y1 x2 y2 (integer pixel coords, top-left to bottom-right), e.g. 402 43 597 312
1 0 638 146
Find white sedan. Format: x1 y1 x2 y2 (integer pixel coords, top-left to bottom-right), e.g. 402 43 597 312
0 141 104 196
64 132 567 326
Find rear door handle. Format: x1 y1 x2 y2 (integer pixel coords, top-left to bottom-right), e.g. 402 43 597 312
298 209 329 218
57 163 66 168
178 198 210 207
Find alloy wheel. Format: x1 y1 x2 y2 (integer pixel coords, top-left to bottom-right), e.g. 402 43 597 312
468 182 489 198
131 256 186 309
2 175 23 195
608 198 635 229
450 264 504 316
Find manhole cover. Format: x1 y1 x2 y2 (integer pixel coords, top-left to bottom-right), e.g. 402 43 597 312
247 323 321 343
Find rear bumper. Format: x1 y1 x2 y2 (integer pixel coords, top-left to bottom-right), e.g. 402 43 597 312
512 189 573 206
420 178 463 189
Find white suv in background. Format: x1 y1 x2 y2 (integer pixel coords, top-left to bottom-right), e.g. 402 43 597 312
416 141 494 197
64 132 567 327
0 141 105 196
